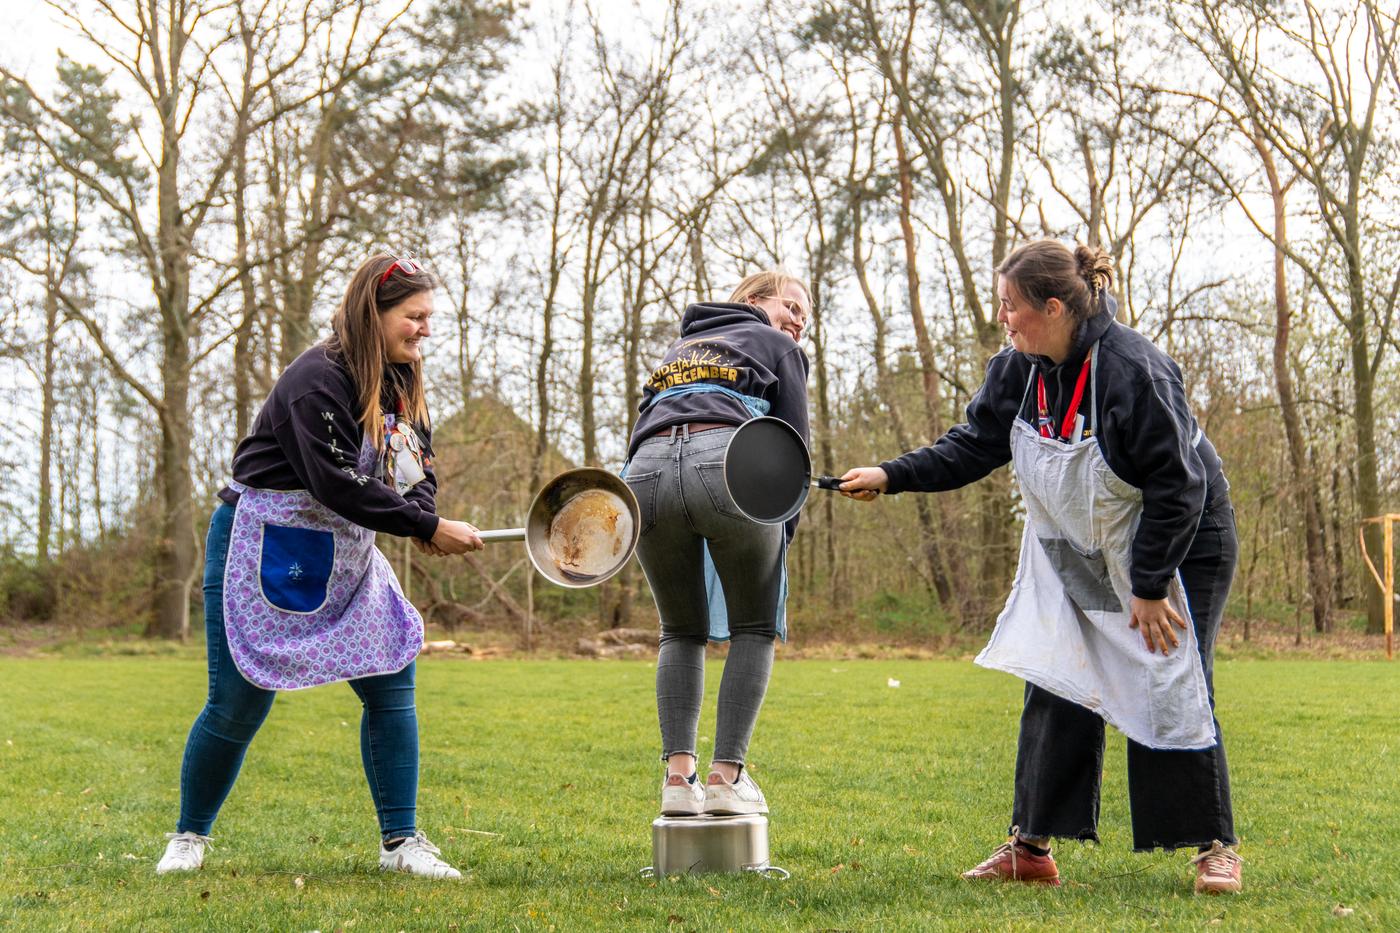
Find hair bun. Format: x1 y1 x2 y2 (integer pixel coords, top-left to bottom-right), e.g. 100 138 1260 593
1075 244 1114 292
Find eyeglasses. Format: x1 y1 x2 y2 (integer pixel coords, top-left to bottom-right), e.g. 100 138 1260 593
377 256 425 288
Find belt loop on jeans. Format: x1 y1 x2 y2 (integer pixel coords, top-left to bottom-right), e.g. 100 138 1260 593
681 423 691 442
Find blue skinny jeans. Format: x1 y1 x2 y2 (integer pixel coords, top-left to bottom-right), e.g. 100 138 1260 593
175 503 419 842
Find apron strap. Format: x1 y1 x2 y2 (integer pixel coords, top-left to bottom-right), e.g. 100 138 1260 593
645 383 771 419
1024 340 1100 443
1019 363 1038 423
1089 341 1098 435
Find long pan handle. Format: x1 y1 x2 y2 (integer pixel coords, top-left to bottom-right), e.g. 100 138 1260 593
476 528 526 542
812 475 879 496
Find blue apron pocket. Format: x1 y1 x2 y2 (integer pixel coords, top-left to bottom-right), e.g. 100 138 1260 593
1038 538 1122 613
259 524 335 613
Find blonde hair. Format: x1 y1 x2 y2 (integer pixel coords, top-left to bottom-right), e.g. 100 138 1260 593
323 253 437 453
727 269 810 308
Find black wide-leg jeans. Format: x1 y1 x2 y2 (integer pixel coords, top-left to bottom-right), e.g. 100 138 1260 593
1009 494 1238 851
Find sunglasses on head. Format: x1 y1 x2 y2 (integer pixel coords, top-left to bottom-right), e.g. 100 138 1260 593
377 256 425 288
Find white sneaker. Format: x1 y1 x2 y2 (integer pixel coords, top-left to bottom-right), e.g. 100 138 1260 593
660 772 705 816
703 769 768 815
155 831 212 874
378 831 462 880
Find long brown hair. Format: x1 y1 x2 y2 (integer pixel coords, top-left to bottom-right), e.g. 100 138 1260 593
996 240 1114 326
324 253 438 452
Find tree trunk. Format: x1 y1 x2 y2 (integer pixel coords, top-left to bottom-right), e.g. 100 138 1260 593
891 116 943 445
1341 138 1383 633
232 126 257 440
851 186 955 606
37 288 58 564
531 138 565 496
579 244 600 468
148 349 196 640
88 378 105 542
231 16 259 441
146 71 198 641
806 262 841 605
1348 276 1384 633
1252 131 1330 631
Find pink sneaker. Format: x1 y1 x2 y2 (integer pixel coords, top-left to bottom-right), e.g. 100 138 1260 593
961 829 1061 886
1191 841 1243 894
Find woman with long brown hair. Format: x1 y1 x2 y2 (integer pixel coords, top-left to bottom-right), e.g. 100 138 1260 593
843 240 1243 895
156 254 482 880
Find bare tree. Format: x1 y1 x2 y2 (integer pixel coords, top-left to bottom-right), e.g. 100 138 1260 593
0 0 353 637
1182 0 1399 632
0 129 90 568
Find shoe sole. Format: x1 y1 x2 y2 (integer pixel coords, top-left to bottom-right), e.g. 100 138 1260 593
961 871 1060 886
705 795 772 812
381 869 463 879
703 803 769 816
379 863 462 880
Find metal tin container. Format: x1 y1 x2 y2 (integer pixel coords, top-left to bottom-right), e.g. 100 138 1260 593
649 814 772 875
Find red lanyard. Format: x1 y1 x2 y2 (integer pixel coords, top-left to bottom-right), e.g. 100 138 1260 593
1036 355 1092 441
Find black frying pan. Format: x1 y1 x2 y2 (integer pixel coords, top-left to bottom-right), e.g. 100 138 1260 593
721 417 850 524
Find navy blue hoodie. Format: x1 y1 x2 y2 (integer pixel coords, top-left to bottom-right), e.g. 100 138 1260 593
628 302 810 457
628 302 811 540
218 345 440 541
878 297 1225 601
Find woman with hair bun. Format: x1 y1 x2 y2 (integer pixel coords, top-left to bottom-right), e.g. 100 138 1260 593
841 240 1242 894
624 270 810 819
155 253 484 880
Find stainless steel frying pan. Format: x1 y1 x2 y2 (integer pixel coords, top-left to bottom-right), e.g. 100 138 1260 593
476 468 640 588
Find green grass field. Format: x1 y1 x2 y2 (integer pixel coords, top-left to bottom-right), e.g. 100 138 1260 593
1 656 1395 930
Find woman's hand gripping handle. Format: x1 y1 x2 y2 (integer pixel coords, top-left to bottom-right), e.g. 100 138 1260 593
837 466 888 502
420 519 485 556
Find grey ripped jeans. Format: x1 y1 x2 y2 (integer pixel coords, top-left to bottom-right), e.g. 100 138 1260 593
625 425 783 767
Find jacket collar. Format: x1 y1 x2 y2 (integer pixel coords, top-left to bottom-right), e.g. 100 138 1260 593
1030 292 1116 372
680 301 770 334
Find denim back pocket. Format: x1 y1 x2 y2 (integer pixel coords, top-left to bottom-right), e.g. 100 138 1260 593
259 524 336 613
695 461 749 522
623 470 661 536
1037 537 1122 613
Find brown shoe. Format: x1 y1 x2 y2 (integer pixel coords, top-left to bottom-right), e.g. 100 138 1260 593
1190 841 1243 894
961 828 1061 886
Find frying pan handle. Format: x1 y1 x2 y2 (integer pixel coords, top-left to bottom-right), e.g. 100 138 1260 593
476 528 526 542
814 475 845 491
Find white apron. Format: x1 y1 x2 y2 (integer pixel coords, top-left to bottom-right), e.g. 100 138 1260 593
974 343 1215 750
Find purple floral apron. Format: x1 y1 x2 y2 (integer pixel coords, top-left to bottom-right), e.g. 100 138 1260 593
221 432 423 691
